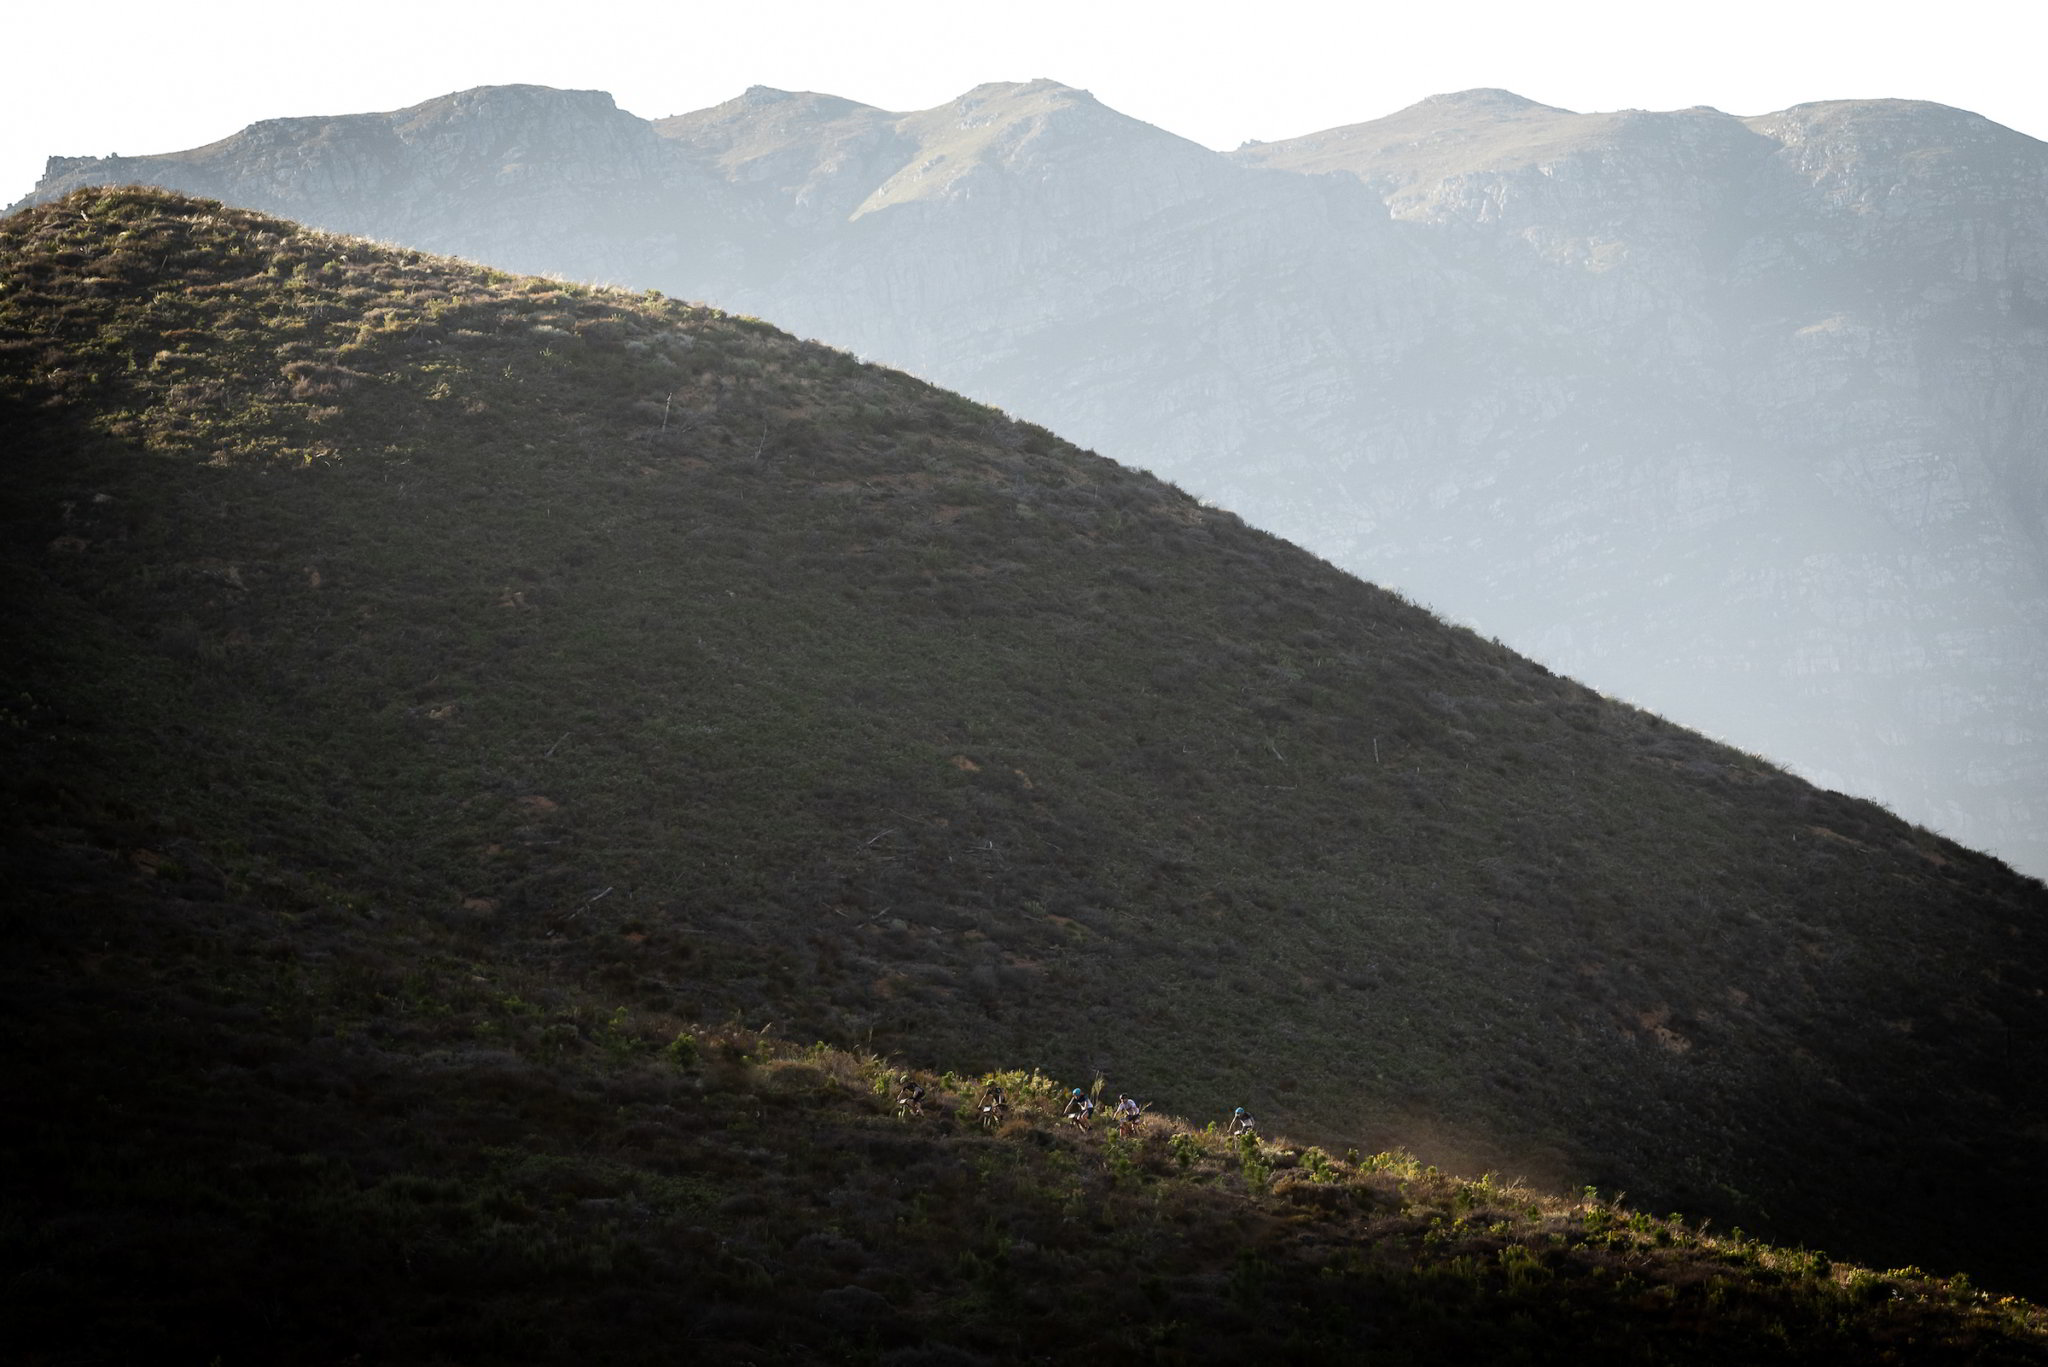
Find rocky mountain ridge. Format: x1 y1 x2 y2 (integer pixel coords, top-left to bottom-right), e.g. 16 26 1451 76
17 81 2048 876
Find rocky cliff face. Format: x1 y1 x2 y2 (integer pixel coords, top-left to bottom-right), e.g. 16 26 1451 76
21 81 2048 876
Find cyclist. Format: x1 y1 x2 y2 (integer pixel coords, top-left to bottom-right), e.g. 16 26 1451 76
978 1079 1009 1128
1226 1106 1257 1137
1113 1093 1142 1137
896 1074 927 1116
1063 1087 1096 1131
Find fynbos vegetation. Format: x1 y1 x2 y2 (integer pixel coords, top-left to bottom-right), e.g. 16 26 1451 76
2 189 2045 1359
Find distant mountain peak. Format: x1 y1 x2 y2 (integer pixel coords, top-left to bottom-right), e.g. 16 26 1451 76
1416 87 1564 113
845 77 1200 218
1754 95 2032 137
956 77 1092 101
667 84 887 128
1773 95 1981 119
934 77 1108 124
410 83 625 115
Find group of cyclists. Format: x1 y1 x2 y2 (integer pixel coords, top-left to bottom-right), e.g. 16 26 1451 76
896 1074 1257 1142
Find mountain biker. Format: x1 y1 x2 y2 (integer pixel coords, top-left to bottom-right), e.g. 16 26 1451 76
1226 1106 1256 1137
1113 1093 1142 1135
896 1074 927 1116
978 1079 1009 1126
1063 1087 1095 1130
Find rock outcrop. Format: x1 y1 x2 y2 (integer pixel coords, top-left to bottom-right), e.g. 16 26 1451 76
21 81 2048 876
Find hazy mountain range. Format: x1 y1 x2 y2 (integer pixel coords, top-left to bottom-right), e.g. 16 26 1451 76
20 79 2048 878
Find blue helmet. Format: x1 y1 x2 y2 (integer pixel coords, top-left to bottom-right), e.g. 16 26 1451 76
1072 1088 1084 1097
1234 1107 1247 1115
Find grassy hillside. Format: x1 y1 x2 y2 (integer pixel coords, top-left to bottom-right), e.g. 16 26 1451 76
8 891 2045 1364
3 188 2046 1337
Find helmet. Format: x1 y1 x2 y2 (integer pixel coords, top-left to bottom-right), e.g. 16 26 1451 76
1072 1088 1084 1097
1234 1107 1247 1115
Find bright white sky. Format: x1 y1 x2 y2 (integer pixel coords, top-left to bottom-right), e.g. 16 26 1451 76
6 0 2042 207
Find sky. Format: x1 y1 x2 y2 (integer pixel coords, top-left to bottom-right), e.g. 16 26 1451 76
6 0 2043 207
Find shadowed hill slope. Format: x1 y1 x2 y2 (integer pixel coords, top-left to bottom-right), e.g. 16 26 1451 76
3 190 2045 1304
9 970 2048 1365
